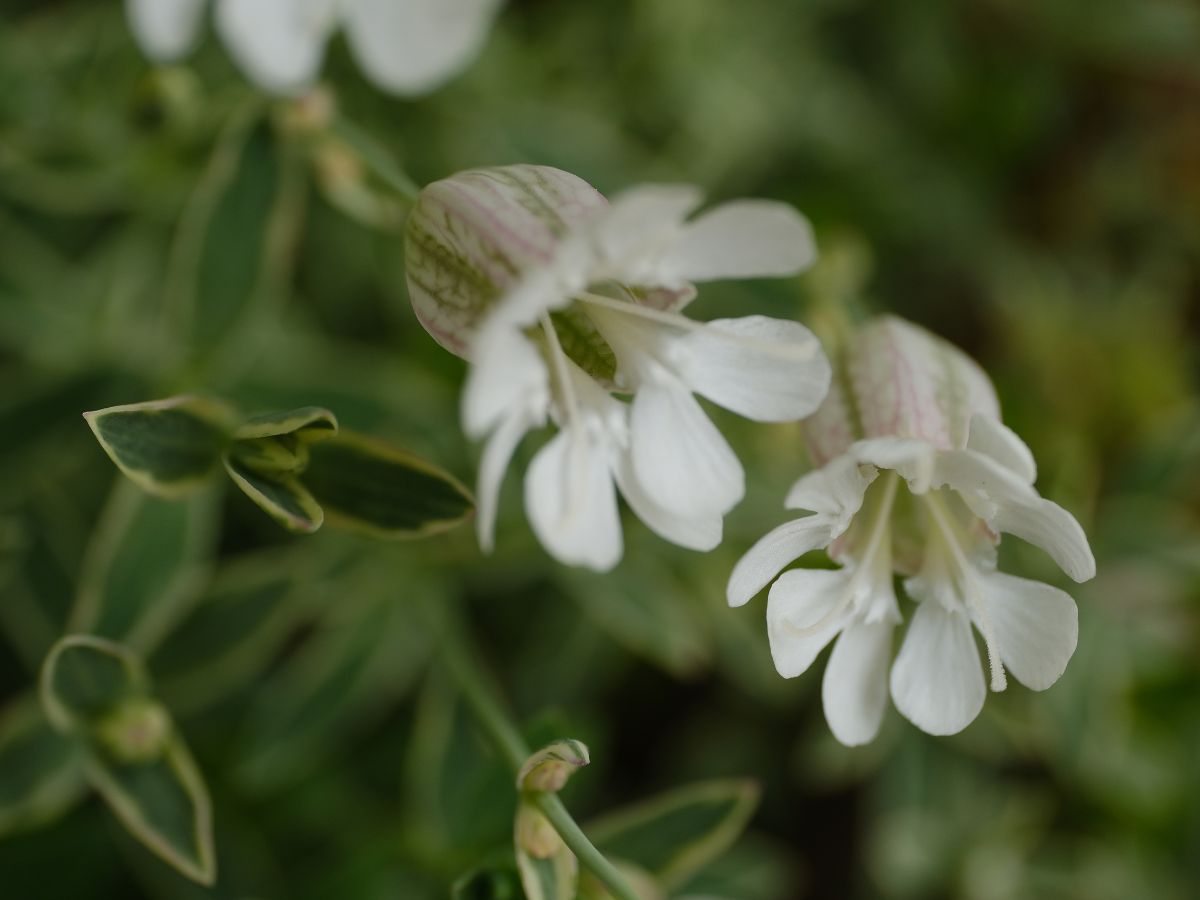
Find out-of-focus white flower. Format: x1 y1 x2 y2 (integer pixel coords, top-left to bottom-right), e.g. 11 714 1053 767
728 315 1095 744
125 0 502 96
405 165 830 571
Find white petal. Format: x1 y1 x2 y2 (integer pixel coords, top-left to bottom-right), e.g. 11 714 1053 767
726 516 835 607
991 496 1095 583
629 376 744 519
966 414 1036 483
462 328 548 438
215 0 337 95
475 405 538 553
784 454 876 524
669 316 831 422
524 428 622 572
490 235 592 331
766 570 849 678
343 0 499 96
935 449 1096 582
851 437 937 494
822 621 893 746
890 600 985 736
593 185 703 284
658 200 817 284
613 450 722 552
976 572 1077 691
126 0 206 61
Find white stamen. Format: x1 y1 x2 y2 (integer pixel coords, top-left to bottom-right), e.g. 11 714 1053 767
787 472 898 636
540 313 580 424
925 492 1008 692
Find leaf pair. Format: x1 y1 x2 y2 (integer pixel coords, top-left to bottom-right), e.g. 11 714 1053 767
38 636 215 885
85 395 473 538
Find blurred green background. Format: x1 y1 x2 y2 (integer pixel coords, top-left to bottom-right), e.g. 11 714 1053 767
2 0 1199 897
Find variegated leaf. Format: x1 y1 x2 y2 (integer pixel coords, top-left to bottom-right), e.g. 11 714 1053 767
83 396 235 498
224 456 324 533
0 694 87 837
301 432 473 539
70 479 219 654
39 635 147 732
228 406 337 478
586 779 760 891
38 636 216 886
167 109 294 366
234 405 338 442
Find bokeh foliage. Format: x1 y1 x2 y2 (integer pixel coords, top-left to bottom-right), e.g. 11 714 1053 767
2 0 1199 897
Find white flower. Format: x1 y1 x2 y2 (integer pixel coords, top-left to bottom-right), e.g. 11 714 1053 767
405 165 831 571
728 316 1095 744
125 0 502 96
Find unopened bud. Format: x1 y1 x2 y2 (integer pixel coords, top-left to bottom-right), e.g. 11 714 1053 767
95 697 172 765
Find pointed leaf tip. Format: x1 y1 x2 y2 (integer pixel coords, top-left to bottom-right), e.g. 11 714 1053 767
84 396 235 498
224 456 324 534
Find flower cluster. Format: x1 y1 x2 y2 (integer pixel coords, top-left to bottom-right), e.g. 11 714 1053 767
125 0 502 96
405 165 831 570
727 316 1096 742
405 165 1096 740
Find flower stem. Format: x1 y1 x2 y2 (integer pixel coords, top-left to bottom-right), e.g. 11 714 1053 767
430 599 641 900
330 115 421 204
532 791 639 900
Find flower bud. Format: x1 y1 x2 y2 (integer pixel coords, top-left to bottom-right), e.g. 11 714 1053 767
804 315 999 465
94 697 172 765
404 165 607 358
514 801 565 859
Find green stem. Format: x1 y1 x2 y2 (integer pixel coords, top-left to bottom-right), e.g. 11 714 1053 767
330 115 421 203
431 599 640 900
532 792 640 900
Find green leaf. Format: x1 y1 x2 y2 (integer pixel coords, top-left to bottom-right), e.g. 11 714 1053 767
224 455 324 533
234 406 339 442
152 547 322 715
228 406 338 478
85 728 216 886
39 635 146 733
38 636 216 886
236 585 431 788
586 779 760 891
83 396 235 498
167 108 292 362
517 739 591 792
515 800 578 900
564 558 711 678
0 694 87 837
70 479 219 653
301 431 474 539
